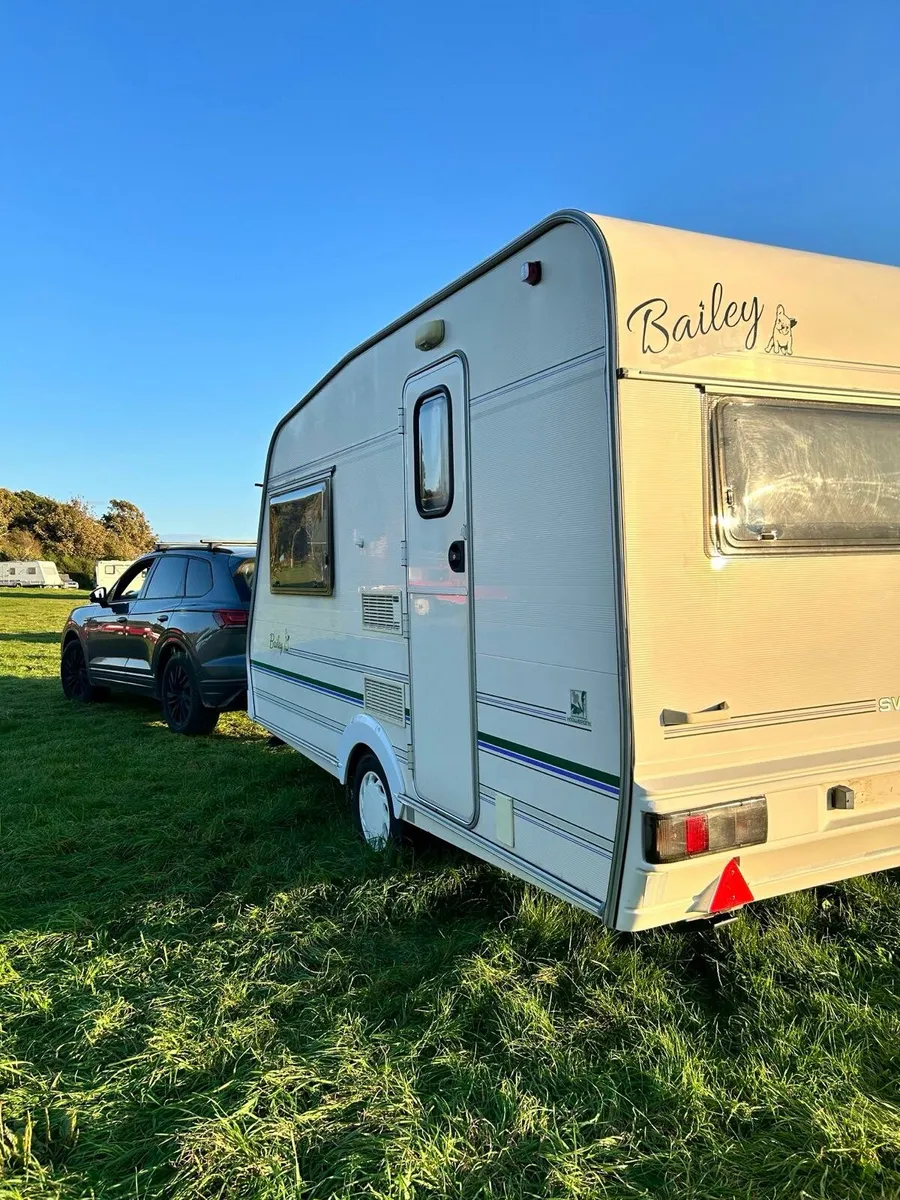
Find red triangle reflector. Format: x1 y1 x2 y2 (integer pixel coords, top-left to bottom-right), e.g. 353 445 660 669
709 857 754 913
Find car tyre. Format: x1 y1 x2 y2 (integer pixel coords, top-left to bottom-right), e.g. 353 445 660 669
161 651 219 736
349 752 402 848
60 639 107 703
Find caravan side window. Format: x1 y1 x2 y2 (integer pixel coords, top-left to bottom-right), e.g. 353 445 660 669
414 389 453 518
269 480 334 595
27 567 37 575
713 396 900 550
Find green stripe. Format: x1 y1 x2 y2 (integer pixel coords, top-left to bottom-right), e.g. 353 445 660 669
251 658 363 703
478 731 620 790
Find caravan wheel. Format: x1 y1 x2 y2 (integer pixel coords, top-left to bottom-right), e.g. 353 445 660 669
350 753 401 849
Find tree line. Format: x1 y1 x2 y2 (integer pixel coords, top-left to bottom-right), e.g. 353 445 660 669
0 489 156 587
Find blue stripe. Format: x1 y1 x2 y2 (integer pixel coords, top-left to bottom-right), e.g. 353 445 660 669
478 739 619 798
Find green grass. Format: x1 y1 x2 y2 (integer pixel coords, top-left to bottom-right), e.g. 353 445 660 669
2 592 900 1199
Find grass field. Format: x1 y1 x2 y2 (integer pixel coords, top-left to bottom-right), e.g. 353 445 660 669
2 592 900 1199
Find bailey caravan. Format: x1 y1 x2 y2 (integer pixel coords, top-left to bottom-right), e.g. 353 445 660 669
248 210 900 931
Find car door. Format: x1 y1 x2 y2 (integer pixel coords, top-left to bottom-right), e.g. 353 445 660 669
84 557 154 685
121 555 188 687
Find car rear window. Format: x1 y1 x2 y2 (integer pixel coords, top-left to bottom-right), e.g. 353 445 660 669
230 556 255 601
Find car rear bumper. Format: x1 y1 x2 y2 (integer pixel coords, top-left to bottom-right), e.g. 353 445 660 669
200 678 247 710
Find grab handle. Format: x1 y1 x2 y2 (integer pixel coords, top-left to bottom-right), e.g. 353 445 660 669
661 702 730 727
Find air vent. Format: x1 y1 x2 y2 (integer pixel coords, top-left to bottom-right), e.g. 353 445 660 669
364 676 406 727
361 589 402 634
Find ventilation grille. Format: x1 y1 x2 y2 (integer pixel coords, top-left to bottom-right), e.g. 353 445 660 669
361 589 403 634
364 676 406 727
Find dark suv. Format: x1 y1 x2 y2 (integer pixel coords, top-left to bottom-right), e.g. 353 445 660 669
60 543 255 734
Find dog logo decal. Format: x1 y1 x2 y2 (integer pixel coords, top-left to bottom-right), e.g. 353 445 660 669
765 304 797 356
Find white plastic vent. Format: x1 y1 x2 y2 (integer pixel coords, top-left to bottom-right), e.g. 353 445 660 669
361 589 402 634
364 676 406 727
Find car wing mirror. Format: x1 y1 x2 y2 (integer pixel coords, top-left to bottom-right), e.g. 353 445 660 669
90 586 109 606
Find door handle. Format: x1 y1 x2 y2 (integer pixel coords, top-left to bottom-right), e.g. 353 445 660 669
448 540 465 573
661 702 729 727
158 615 169 623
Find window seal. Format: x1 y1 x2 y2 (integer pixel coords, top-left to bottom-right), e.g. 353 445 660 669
413 386 454 520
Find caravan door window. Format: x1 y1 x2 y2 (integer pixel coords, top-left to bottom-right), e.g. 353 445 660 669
414 389 453 518
714 397 900 550
269 480 333 594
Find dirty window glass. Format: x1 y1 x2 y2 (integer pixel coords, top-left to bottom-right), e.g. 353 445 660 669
269 481 333 594
717 399 900 547
414 390 453 518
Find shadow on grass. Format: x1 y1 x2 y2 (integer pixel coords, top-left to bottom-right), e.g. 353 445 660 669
0 630 62 643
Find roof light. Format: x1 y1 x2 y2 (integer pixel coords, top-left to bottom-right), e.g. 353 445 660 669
644 796 767 864
520 260 542 285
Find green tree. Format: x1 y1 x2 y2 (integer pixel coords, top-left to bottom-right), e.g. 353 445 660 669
102 499 155 556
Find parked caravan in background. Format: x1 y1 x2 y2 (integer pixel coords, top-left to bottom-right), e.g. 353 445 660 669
0 561 64 587
248 209 900 931
94 560 133 588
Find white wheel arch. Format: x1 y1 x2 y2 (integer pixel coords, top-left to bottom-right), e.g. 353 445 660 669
337 713 406 816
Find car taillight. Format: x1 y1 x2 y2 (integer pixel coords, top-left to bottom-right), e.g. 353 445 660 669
213 609 248 627
644 797 767 864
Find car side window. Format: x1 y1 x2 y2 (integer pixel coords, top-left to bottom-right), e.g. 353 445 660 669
185 558 213 597
144 556 188 601
115 560 153 601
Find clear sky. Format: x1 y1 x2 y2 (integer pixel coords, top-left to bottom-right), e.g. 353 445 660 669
2 0 898 539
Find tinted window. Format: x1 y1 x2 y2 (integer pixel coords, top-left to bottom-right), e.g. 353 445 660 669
144 556 187 600
230 556 255 601
414 390 453 517
269 481 333 594
185 558 214 597
27 567 36 574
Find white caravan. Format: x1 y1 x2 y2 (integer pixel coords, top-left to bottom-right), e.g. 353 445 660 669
0 560 63 587
94 559 133 587
248 210 900 931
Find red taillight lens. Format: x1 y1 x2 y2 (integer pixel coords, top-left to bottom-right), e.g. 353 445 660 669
683 812 709 855
644 797 767 864
213 609 248 627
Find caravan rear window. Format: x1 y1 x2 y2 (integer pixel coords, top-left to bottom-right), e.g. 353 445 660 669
713 397 900 550
269 480 333 595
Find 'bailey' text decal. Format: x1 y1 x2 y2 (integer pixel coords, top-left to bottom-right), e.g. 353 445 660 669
627 282 765 355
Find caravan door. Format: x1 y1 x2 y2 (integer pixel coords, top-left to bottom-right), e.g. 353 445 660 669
403 357 477 823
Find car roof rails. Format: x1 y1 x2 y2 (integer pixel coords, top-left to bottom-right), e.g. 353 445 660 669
153 540 257 554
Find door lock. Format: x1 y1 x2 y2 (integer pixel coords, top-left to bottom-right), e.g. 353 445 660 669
448 540 465 573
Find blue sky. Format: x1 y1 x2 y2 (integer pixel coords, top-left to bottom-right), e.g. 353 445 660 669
2 0 898 539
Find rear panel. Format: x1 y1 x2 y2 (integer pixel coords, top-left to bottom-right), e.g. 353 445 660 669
616 375 900 929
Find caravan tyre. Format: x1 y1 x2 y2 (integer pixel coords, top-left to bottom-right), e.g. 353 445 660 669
60 639 107 703
350 752 401 849
160 652 219 736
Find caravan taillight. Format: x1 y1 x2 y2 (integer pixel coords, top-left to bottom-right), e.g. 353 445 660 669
213 609 248 627
644 797 767 864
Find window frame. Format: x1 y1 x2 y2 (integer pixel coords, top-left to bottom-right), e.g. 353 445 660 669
268 476 334 596
710 393 900 556
413 386 454 520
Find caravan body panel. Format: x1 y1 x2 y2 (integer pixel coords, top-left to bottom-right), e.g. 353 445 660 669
250 217 621 912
